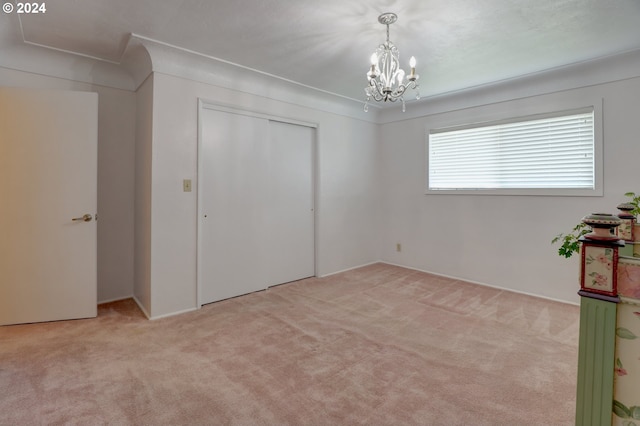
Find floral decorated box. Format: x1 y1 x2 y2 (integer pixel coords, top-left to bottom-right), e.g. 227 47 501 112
619 259 640 299
617 218 634 242
581 243 618 296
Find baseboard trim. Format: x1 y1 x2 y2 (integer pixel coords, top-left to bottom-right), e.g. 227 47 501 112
380 261 579 306
317 261 380 278
98 296 134 305
148 307 199 321
131 296 199 320
132 295 152 320
130 260 577 320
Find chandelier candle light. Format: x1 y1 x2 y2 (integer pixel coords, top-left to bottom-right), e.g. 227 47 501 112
364 13 420 112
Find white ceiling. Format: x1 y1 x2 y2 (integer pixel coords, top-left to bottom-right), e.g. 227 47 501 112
6 0 640 102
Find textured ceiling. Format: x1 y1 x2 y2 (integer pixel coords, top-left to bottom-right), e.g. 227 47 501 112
7 0 640 102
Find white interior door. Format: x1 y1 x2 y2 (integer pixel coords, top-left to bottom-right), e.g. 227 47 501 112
200 110 271 304
199 108 315 305
0 87 97 326
266 121 314 286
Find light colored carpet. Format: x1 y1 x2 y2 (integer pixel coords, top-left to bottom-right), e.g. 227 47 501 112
0 263 579 425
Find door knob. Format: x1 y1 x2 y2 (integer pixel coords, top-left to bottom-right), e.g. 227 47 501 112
72 214 93 222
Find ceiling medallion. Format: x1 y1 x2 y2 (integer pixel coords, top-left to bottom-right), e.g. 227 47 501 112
364 13 420 112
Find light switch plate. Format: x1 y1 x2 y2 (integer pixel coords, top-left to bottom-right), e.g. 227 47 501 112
183 179 192 192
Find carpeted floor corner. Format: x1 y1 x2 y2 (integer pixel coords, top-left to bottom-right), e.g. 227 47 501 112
0 263 579 425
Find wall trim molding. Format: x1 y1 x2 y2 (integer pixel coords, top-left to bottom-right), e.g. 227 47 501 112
381 261 580 306
98 296 134 305
317 261 381 278
4 17 639 125
132 295 199 320
132 295 151 320
379 48 640 123
126 35 376 123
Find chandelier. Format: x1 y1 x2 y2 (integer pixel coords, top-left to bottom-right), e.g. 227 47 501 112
364 13 420 112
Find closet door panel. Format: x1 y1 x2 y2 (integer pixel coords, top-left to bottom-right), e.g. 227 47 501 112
199 108 316 306
266 121 315 286
200 110 270 304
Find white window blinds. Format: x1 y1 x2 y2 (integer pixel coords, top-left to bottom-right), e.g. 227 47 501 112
428 108 595 191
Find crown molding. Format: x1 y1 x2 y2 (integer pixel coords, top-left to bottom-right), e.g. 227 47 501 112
378 48 640 123
7 9 637 126
122 34 376 122
0 13 134 90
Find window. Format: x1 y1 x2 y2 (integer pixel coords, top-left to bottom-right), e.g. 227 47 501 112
427 107 599 195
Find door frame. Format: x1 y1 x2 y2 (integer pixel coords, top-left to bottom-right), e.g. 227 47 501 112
196 99 318 308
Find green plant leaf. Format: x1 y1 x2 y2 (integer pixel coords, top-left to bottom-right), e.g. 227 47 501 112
617 327 638 340
551 220 589 259
625 192 640 216
550 196 638 259
572 222 588 232
614 400 631 419
617 358 623 368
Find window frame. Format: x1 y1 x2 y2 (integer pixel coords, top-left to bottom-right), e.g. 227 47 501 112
425 101 603 197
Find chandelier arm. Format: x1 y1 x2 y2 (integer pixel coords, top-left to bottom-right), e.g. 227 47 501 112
394 84 408 98
368 79 418 102
368 89 386 102
368 84 390 102
373 79 419 102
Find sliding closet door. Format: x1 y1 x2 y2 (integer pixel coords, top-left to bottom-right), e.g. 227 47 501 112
199 108 315 305
200 110 271 304
266 121 314 286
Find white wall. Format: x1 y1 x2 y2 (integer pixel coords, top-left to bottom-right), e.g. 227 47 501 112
8 39 637 315
379 75 640 304
133 75 153 316
144 72 380 318
0 67 136 304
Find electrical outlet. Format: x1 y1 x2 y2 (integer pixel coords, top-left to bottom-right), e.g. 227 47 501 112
183 179 192 192
396 243 402 252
